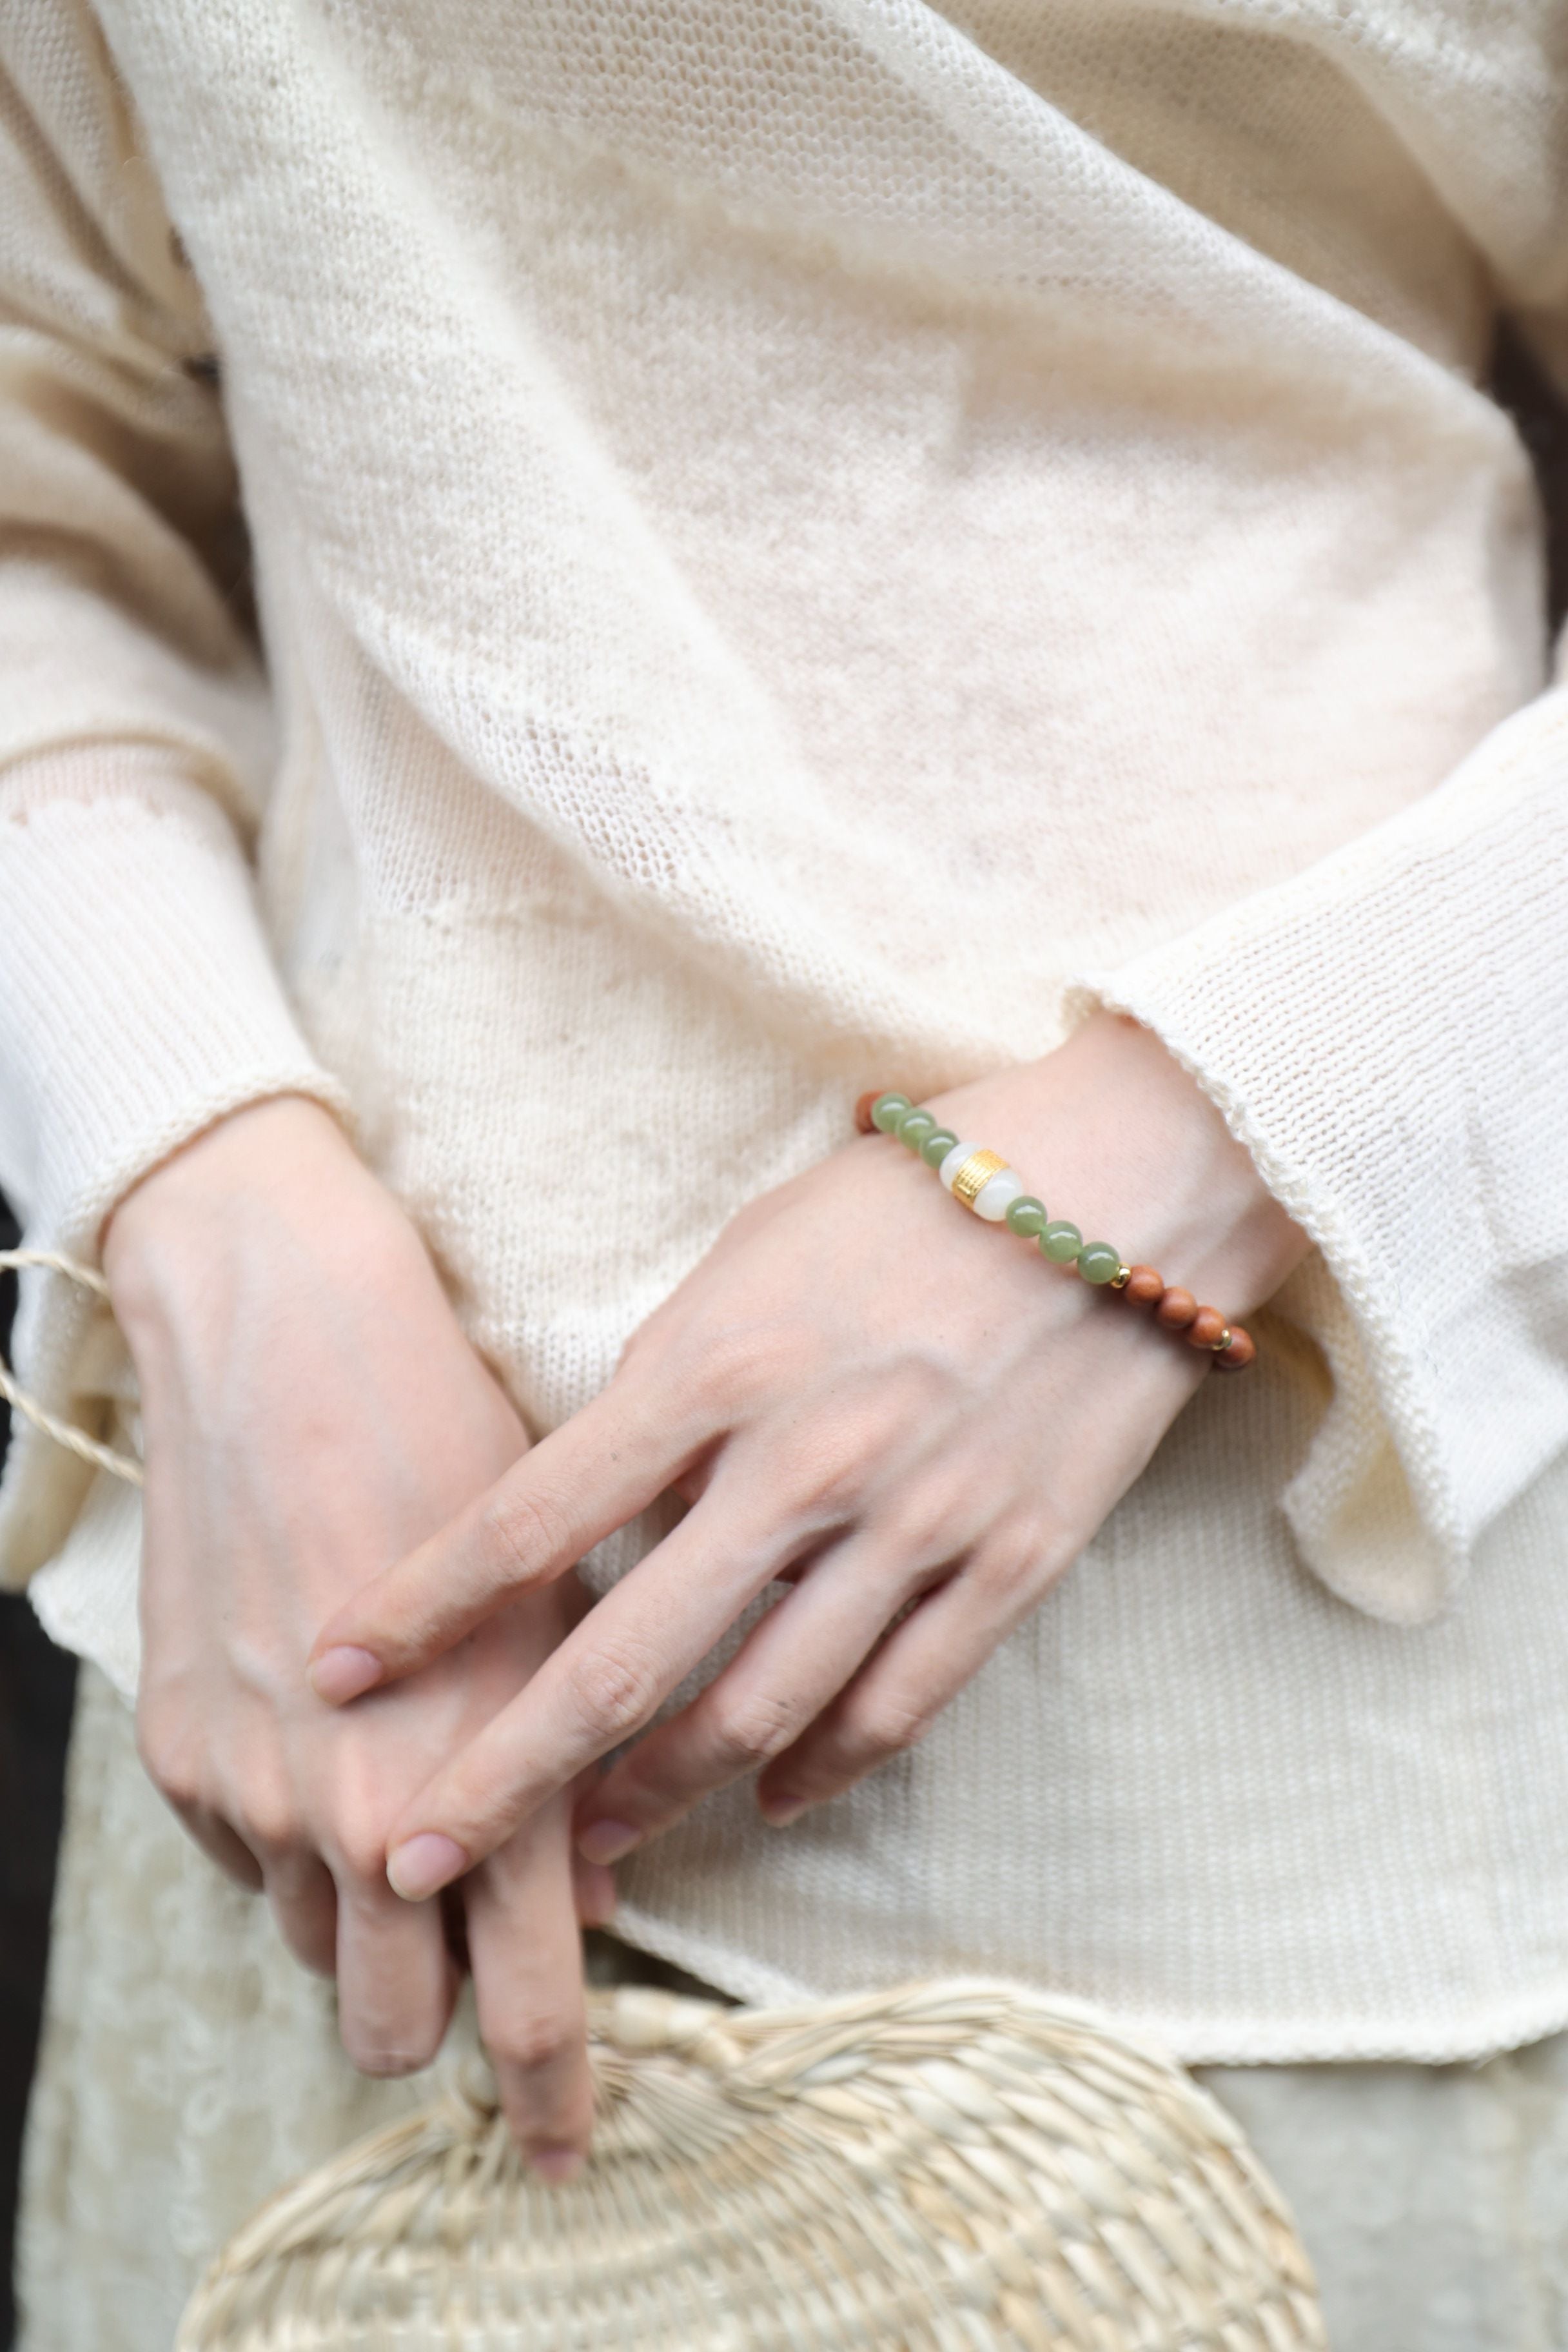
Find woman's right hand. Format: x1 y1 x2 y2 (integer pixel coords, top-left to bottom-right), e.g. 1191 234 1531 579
103 1094 606 2177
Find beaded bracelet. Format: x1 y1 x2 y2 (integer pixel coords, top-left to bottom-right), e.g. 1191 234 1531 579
856 1091 1256 1372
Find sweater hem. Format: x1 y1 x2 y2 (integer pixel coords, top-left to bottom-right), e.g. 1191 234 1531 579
610 1901 1568 2070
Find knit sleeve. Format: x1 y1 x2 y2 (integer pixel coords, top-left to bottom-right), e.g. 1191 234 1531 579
1066 682 1568 1626
0 8 346 1608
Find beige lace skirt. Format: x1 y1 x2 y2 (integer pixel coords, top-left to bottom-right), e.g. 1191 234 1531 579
19 1667 1568 2352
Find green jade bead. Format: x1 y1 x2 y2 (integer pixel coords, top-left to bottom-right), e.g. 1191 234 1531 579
921 1127 960 1168
896 1108 938 1152
870 1092 912 1133
1039 1220 1083 1264
1004 1195 1048 1239
1077 1241 1122 1284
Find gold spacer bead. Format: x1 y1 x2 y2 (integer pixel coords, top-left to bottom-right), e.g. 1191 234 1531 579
1209 1326 1233 1353
950 1148 1008 1210
1110 1265 1132 1289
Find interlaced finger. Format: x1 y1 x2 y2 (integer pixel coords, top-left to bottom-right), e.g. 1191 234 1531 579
572 1532 923 1865
308 1373 707 1701
333 1864 458 2079
380 1493 798 1895
465 1794 594 2176
756 1536 1048 1821
263 1848 340 1976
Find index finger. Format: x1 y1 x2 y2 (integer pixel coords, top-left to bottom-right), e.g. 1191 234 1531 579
308 1375 699 1701
382 1496 787 1895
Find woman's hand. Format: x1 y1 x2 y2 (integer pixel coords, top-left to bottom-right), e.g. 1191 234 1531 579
105 1096 608 2177
309 1015 1310 1899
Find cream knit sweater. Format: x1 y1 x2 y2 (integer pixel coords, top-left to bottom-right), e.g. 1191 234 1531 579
3 0 1567 2064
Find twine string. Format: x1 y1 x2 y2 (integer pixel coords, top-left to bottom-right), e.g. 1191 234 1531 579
0 1249 144 1487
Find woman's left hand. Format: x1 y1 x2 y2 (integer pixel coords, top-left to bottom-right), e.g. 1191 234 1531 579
309 1013 1309 1903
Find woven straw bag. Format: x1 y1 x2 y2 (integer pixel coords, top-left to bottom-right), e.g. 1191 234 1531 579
175 1979 1326 2351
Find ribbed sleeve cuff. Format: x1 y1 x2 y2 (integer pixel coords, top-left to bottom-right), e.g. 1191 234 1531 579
0 752 349 1598
0 767 347 1246
1066 689 1568 1625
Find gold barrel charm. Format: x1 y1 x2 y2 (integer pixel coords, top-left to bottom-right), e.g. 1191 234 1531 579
950 1149 1008 1210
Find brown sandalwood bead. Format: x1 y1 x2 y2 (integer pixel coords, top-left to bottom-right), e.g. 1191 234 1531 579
854 1091 881 1135
1155 1286 1199 1330
1187 1304 1228 1349
1213 1325 1257 1371
1124 1264 1164 1306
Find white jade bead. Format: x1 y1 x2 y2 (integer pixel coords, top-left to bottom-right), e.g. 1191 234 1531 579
973 1170 1024 1221
938 1141 979 1191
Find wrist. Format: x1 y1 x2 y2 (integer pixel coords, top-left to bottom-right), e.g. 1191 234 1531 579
103 1094 388 1348
920 1013 1309 1320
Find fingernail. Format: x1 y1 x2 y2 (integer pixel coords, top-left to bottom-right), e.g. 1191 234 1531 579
531 2145 586 2186
758 1795 807 1828
575 1818 641 1866
386 1832 468 1900
308 1645 382 1704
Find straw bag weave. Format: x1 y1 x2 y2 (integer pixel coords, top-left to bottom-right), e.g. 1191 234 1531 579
175 1979 1326 2351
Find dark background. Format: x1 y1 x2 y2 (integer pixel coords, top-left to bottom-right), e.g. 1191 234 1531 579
1 323 1566 2352
0 1200 77 2352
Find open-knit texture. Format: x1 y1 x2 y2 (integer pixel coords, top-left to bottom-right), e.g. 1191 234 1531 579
4 0 1568 2140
